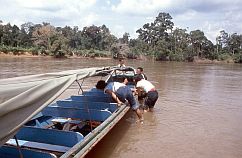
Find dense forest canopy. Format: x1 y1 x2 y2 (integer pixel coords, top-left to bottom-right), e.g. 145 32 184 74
0 12 242 62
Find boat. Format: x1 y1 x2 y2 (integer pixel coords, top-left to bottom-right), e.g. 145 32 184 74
0 66 137 158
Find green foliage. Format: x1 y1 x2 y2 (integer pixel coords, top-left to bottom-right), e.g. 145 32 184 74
0 45 39 55
0 45 9 53
0 14 242 62
233 53 242 63
74 49 110 58
168 51 185 61
217 53 232 61
110 46 119 58
136 12 174 47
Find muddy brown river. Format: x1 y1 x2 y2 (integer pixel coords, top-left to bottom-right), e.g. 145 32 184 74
1 57 242 158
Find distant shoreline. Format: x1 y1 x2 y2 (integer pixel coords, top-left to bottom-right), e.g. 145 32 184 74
0 52 236 64
0 52 44 58
0 52 113 60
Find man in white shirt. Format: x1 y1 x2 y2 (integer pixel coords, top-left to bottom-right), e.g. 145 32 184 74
104 77 143 123
134 75 158 112
117 59 126 68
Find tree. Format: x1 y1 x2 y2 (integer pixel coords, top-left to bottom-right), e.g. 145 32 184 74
0 21 3 45
228 33 241 55
81 25 101 49
136 12 174 47
172 28 189 53
189 30 206 57
32 23 59 55
121 32 130 44
189 30 214 59
2 23 13 46
19 22 35 47
99 25 117 50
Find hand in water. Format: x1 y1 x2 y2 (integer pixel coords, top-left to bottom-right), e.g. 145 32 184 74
136 118 144 124
117 102 123 107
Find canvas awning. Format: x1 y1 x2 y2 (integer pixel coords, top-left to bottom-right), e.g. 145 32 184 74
0 67 110 146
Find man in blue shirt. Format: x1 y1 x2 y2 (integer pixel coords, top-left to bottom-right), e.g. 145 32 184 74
100 77 143 123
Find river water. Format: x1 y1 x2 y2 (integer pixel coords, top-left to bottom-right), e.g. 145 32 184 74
1 57 242 158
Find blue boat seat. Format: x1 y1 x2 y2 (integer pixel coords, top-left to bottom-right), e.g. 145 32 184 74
30 112 44 121
16 126 83 147
71 95 114 103
55 100 118 112
0 145 57 158
6 139 70 153
51 118 82 124
5 126 84 153
82 91 108 97
42 106 112 122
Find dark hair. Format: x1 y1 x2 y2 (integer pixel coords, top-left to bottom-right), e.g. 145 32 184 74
137 67 143 72
96 80 107 90
120 76 127 82
134 74 143 83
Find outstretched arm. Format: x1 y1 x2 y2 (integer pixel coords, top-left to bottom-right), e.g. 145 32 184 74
105 89 122 105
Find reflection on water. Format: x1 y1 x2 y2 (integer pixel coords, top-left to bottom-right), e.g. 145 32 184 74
1 57 242 158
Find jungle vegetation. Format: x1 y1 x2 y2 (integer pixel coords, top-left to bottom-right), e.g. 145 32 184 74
0 12 242 62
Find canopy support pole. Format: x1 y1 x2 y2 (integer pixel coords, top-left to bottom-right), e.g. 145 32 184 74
14 135 23 158
76 79 84 95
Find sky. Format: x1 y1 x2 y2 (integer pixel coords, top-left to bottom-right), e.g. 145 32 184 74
0 0 242 43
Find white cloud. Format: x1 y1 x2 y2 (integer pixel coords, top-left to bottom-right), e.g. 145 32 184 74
174 10 197 21
112 0 171 15
112 25 125 38
16 0 96 11
106 0 111 6
82 13 99 26
0 0 98 28
0 0 242 44
131 27 139 39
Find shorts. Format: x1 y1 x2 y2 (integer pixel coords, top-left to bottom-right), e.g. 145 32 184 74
116 86 139 110
145 90 158 108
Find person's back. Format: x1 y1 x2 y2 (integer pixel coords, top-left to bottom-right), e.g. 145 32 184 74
104 82 125 93
135 76 158 112
104 77 143 123
136 79 154 93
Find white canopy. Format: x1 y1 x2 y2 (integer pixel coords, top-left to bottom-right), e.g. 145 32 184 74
0 67 109 146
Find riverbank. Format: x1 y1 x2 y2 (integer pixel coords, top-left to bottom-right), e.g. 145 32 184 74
0 52 114 60
0 52 42 58
0 51 238 64
193 57 235 64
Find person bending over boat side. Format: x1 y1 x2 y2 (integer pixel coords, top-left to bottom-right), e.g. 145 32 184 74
102 77 143 123
134 75 158 112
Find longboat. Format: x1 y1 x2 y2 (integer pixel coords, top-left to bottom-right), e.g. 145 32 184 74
0 66 137 158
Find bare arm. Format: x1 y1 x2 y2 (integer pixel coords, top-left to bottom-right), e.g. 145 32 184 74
105 89 122 104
